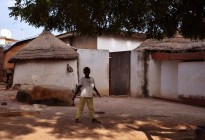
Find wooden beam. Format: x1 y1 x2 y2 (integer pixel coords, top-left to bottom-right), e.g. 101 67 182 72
152 52 205 60
151 53 170 60
170 52 205 60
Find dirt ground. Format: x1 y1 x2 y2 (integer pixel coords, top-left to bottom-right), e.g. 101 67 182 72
0 90 205 140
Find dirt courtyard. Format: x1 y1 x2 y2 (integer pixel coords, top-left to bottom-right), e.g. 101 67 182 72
0 90 205 140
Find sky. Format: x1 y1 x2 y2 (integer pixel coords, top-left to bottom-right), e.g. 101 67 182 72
0 0 59 40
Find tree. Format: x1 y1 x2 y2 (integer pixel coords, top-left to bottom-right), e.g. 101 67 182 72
9 0 205 39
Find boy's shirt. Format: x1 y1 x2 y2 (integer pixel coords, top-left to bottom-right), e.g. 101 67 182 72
78 77 95 97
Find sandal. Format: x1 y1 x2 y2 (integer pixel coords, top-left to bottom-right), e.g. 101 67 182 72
92 119 101 123
75 119 80 123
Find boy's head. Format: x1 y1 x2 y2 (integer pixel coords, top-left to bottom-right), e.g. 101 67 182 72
83 67 90 76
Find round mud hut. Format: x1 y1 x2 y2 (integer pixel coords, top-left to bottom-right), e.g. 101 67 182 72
9 30 79 90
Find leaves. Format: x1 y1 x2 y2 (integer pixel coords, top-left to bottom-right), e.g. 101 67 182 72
9 0 205 39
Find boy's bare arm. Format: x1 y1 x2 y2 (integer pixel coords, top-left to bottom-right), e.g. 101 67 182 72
72 85 82 105
94 86 101 97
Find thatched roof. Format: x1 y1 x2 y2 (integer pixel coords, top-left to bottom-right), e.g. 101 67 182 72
136 37 205 52
9 30 78 63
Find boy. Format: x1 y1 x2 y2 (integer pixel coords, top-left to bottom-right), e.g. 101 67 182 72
72 67 101 123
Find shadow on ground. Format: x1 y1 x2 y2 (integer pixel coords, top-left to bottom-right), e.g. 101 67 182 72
0 90 202 140
0 110 195 140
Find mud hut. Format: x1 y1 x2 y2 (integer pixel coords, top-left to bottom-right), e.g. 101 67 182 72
9 30 79 90
131 36 205 107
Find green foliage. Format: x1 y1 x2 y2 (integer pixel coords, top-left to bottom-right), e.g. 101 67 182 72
9 0 205 39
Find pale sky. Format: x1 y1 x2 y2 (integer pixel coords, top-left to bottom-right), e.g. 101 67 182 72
0 0 59 40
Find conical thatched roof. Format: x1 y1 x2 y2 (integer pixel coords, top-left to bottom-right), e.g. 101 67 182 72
136 37 205 52
9 30 78 63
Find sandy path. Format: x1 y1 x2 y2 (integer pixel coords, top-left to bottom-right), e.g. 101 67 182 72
0 90 205 140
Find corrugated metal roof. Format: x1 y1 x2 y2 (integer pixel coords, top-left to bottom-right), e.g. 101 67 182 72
3 37 35 52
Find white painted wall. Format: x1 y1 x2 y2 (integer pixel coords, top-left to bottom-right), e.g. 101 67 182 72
130 51 144 97
77 49 109 96
178 62 205 97
160 61 179 98
131 52 179 98
146 57 179 98
146 59 205 99
147 56 161 97
130 52 161 97
97 36 142 52
132 52 205 99
13 60 78 90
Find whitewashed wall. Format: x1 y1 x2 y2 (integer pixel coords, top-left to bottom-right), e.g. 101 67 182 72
130 51 144 97
147 56 161 97
97 36 142 52
13 60 78 90
160 61 179 98
131 52 161 97
146 57 179 98
178 62 205 97
132 51 205 99
77 49 109 96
